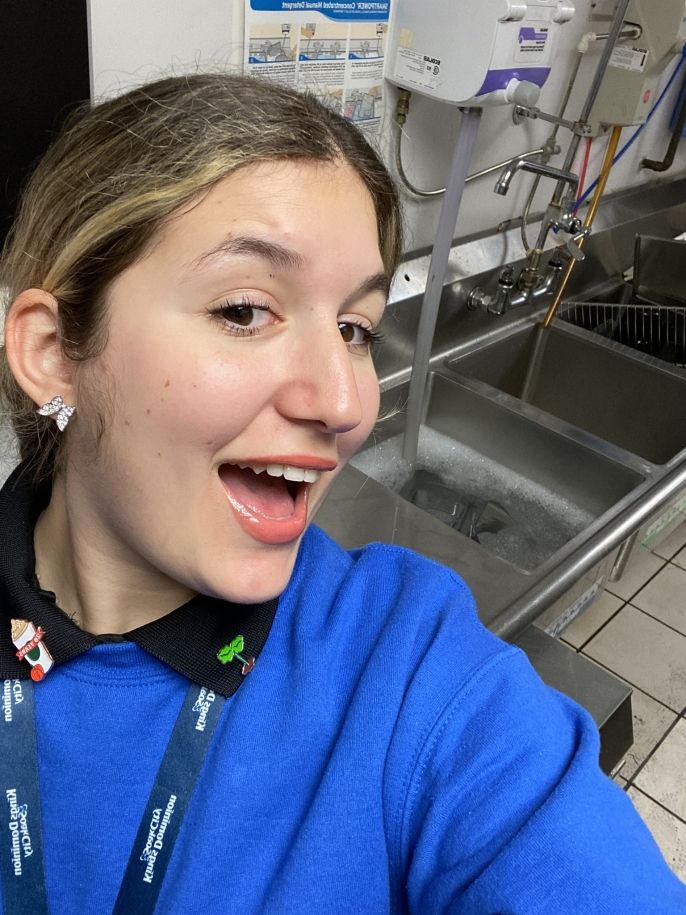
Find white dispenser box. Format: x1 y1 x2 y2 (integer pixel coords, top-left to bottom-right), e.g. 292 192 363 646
386 0 575 106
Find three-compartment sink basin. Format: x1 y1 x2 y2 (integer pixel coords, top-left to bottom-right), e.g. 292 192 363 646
350 371 644 573
444 321 686 465
327 306 686 615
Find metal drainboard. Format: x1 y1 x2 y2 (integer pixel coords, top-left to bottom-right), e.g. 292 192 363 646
559 302 686 369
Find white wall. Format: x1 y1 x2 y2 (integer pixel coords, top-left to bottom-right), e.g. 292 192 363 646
88 0 245 98
88 0 686 256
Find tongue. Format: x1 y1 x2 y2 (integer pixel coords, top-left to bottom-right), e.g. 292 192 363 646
219 465 296 519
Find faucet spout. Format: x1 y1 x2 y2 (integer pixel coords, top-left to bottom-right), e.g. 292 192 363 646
495 158 579 197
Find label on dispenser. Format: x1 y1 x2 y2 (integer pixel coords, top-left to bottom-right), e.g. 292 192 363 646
394 46 441 90
515 22 550 61
609 46 649 72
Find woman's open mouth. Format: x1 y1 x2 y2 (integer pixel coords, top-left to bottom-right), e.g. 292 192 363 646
218 461 327 545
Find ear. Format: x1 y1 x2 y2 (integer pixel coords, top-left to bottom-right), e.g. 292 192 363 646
4 288 75 408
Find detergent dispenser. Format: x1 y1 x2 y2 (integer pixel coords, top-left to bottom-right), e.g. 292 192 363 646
386 0 575 107
585 0 686 135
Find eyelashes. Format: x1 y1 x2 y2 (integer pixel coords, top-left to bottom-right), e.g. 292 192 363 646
339 323 384 350
207 297 275 337
208 297 384 351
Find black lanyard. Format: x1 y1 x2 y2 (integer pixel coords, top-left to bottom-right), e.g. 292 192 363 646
0 678 226 915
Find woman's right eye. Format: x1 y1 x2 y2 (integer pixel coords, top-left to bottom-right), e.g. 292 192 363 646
208 298 276 336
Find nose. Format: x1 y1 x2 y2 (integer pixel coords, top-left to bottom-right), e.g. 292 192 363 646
274 326 368 434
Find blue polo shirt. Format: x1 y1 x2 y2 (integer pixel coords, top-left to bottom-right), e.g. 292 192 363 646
0 521 681 913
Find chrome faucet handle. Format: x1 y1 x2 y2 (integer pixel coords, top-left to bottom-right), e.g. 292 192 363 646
466 286 492 311
466 266 515 314
565 228 590 262
565 237 585 262
488 266 515 315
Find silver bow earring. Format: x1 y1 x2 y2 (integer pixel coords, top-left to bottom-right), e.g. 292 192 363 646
36 395 76 431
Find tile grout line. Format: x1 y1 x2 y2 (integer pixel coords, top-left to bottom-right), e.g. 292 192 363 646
623 713 683 798
602 556 668 612
629 603 686 642
577 650 681 716
627 783 686 830
563 535 686 832
576 599 629 653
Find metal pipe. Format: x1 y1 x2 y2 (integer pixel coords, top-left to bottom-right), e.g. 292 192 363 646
591 25 642 43
642 72 686 172
468 148 551 184
518 21 635 252
608 530 639 582
394 117 549 198
521 50 584 253
526 0 629 258
491 458 686 640
495 158 579 196
542 124 622 326
402 107 482 464
550 0 633 211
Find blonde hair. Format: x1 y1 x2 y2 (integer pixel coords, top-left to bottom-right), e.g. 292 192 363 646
0 73 402 480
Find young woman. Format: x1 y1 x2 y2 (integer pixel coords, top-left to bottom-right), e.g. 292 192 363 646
0 74 683 914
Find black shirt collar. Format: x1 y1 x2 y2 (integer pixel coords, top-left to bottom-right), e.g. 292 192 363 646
0 462 278 697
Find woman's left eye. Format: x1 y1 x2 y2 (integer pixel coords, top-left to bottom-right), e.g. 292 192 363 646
338 321 383 352
208 299 276 336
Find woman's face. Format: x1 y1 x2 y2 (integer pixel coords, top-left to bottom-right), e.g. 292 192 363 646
68 159 388 603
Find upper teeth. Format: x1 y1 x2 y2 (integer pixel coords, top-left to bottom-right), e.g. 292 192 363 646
236 462 321 484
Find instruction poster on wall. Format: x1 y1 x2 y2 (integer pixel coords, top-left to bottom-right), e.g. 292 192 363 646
244 1 391 135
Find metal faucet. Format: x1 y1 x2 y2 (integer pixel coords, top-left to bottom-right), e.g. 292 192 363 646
467 255 564 315
494 158 579 198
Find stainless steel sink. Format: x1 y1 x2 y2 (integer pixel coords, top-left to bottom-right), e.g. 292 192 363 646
319 183 686 773
350 372 644 573
558 296 686 370
444 322 686 465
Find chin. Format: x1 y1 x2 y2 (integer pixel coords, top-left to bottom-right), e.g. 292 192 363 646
202 539 302 605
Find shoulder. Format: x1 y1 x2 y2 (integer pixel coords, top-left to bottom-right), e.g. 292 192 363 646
297 524 478 616
293 525 500 657
288 524 515 692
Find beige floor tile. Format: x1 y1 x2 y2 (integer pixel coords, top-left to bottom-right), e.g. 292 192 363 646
634 719 686 821
628 787 686 882
632 564 686 637
652 522 686 561
622 689 677 781
605 548 664 601
562 590 623 649
584 606 686 712
674 548 686 572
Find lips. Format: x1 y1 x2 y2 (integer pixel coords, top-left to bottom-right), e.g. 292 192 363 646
218 459 333 545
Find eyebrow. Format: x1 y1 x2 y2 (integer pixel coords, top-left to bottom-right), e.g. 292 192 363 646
340 272 391 309
188 232 390 304
188 234 306 272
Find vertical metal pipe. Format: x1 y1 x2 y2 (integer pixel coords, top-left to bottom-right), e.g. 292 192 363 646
543 125 623 326
402 107 482 464
546 0 633 214
580 0 633 124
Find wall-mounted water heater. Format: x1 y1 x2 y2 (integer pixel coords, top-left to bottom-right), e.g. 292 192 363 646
586 0 686 135
386 0 575 107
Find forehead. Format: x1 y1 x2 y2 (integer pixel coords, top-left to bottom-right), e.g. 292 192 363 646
151 158 382 270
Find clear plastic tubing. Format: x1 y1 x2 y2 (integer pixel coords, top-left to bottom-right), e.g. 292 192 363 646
402 107 482 464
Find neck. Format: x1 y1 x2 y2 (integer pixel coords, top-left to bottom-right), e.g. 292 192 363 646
34 473 194 635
